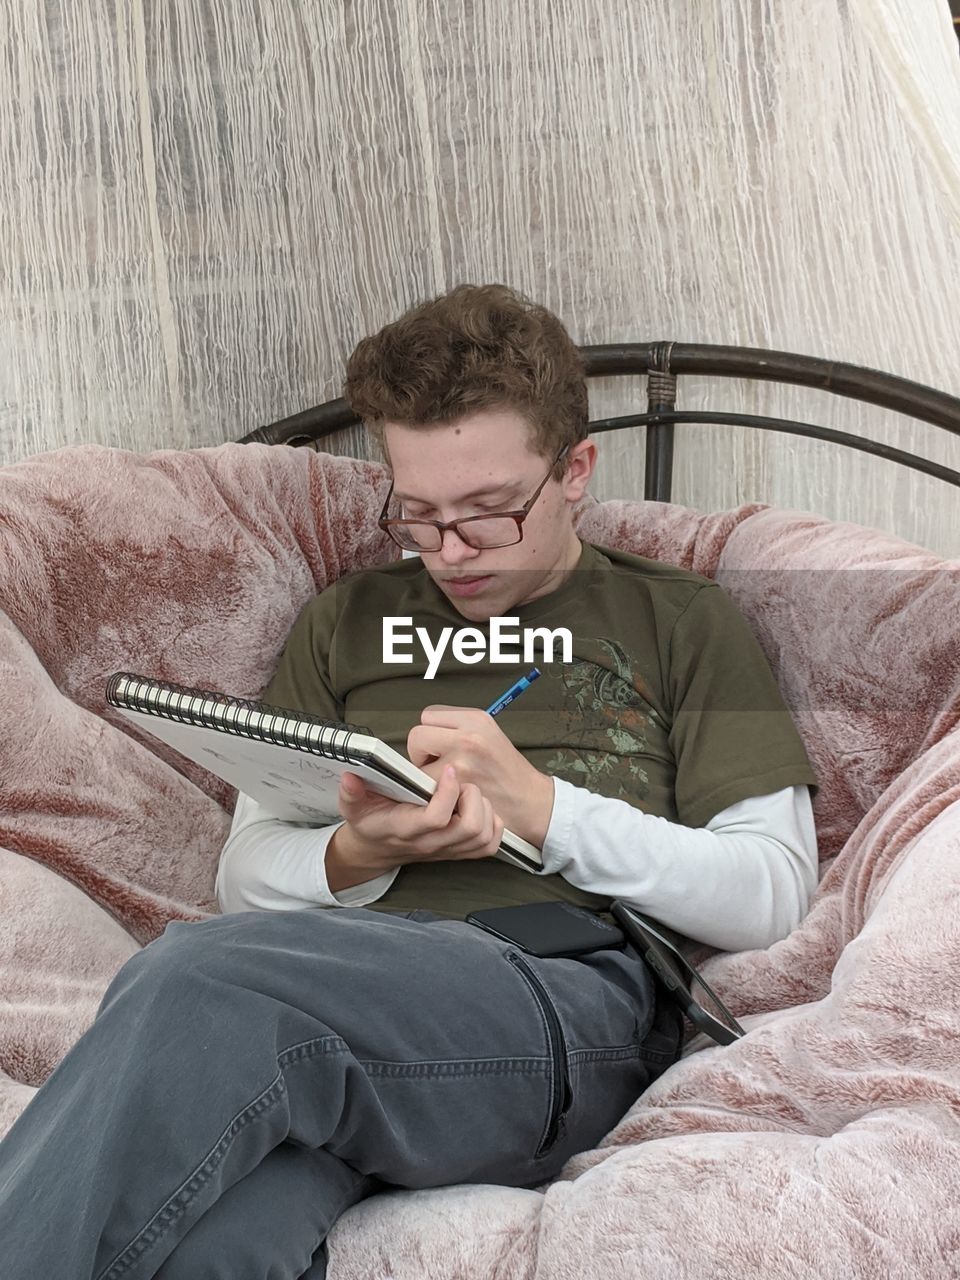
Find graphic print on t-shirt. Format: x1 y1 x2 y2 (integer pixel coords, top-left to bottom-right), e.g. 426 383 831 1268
543 638 657 799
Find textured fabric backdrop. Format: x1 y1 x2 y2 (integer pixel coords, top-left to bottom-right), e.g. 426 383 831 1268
1 0 959 554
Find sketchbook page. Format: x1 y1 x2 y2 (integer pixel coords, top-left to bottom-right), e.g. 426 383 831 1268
114 705 542 870
113 705 429 822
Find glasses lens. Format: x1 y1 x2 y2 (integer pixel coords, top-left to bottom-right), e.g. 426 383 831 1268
457 517 521 548
389 517 521 551
390 522 443 551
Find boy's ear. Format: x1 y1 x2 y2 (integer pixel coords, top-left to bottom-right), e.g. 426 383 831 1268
562 439 597 501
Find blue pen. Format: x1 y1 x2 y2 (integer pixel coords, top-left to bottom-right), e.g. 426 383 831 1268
485 668 541 717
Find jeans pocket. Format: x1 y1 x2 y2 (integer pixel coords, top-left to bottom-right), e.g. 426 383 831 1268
506 951 573 1159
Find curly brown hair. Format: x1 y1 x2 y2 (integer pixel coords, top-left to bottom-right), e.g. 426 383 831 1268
344 283 587 474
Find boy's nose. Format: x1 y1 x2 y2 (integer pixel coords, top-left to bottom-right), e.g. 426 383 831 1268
438 527 480 565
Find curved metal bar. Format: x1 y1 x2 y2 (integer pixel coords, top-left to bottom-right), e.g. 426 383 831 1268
237 345 960 503
582 343 960 438
588 410 960 489
239 341 960 449
239 402 359 447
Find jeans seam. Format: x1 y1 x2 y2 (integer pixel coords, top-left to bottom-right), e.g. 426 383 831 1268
95 1034 348 1280
357 1056 552 1080
568 1045 644 1065
637 1043 683 1066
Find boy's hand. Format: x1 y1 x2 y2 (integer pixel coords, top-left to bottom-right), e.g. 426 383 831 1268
326 765 504 892
407 706 554 848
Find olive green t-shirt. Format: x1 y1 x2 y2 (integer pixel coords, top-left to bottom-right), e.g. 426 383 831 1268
262 541 816 919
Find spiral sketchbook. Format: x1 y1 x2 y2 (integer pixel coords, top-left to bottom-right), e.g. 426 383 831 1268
105 672 543 873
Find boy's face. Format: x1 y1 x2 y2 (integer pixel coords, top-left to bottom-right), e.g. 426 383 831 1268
382 408 595 621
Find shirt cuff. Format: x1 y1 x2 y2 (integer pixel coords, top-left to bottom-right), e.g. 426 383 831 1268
329 864 402 906
541 777 577 873
312 821 399 905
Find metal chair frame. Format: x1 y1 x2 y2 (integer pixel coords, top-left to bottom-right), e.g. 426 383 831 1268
238 343 960 501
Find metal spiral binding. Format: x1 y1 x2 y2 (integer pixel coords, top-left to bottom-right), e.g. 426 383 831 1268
105 672 368 761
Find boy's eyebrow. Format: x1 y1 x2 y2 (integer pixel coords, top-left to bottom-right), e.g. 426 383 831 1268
393 480 516 504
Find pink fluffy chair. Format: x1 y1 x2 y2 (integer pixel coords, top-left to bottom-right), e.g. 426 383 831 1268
2 345 959 1277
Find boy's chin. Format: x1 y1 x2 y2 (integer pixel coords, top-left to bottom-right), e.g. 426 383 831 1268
449 596 501 622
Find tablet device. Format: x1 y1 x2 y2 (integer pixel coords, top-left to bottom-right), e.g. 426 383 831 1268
610 900 746 1046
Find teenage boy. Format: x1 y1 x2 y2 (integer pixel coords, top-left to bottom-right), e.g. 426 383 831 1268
0 284 817 1279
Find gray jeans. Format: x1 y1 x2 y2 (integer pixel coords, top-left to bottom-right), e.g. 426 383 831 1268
0 906 682 1279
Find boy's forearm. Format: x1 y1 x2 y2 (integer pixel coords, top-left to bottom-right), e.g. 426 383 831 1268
218 793 348 912
325 825 400 894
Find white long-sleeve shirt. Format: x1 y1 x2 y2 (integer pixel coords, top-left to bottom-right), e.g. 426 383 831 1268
215 782 818 952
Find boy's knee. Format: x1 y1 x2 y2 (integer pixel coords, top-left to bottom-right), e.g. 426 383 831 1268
121 909 329 989
100 913 269 1012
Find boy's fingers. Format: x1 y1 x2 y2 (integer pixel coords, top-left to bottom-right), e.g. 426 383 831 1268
451 780 483 838
407 724 451 766
424 765 460 826
337 772 369 813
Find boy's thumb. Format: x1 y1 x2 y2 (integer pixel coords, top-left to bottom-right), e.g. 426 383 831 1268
338 772 366 805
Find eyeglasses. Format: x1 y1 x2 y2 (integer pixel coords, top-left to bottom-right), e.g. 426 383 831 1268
378 447 570 552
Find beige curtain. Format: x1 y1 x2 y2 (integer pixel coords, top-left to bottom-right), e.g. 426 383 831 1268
2 0 959 554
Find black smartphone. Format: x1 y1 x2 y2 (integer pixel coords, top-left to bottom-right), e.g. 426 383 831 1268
610 901 745 1046
465 901 626 958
